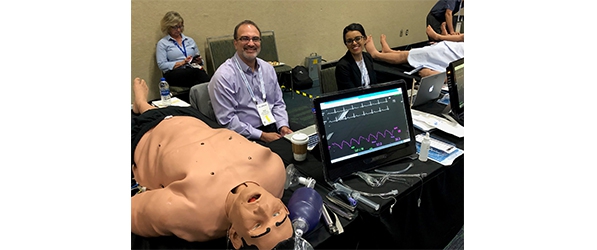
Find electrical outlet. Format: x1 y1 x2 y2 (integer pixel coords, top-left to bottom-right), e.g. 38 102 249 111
400 29 403 37
455 22 462 33
405 29 409 36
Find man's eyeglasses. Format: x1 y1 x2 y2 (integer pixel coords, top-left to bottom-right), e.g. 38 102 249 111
237 36 261 43
345 36 364 45
171 25 184 30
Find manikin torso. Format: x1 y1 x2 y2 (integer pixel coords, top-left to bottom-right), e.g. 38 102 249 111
131 116 287 242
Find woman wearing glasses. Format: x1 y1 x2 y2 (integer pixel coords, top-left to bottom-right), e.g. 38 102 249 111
335 23 378 91
156 11 210 88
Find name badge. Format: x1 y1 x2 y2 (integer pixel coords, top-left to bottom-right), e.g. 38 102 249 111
256 102 276 126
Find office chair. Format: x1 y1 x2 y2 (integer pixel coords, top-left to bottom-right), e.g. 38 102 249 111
206 35 237 75
189 82 216 122
319 60 338 94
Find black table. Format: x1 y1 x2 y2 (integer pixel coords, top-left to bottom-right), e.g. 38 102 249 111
266 99 464 249
373 59 420 86
131 98 463 249
372 40 434 86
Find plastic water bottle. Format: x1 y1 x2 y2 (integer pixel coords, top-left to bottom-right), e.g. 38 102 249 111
419 132 431 162
159 78 171 106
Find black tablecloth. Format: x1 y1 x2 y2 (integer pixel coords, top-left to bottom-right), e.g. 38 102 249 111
131 98 464 249
267 99 464 249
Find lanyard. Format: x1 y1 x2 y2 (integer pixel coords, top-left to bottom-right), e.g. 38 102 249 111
233 57 266 104
172 38 187 57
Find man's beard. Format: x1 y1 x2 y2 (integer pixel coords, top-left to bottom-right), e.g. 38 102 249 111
241 47 260 61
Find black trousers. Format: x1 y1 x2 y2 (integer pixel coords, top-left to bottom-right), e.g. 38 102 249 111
426 13 459 41
163 66 211 88
131 107 211 165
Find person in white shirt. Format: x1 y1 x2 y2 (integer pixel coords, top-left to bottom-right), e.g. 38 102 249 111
365 34 463 78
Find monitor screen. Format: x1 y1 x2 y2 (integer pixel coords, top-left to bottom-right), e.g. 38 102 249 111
447 58 464 112
454 61 464 109
312 80 417 183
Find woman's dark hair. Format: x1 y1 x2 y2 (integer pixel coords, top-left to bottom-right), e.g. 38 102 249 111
342 23 366 44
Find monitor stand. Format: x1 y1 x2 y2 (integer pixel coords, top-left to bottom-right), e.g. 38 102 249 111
441 103 462 126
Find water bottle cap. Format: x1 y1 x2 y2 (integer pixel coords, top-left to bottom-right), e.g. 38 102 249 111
161 78 166 81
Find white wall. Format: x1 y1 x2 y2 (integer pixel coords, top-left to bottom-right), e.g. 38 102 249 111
131 0 439 102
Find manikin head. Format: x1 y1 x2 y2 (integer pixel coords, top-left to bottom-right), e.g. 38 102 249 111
226 181 294 249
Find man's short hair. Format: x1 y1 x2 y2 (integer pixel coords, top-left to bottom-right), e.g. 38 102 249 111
233 20 262 40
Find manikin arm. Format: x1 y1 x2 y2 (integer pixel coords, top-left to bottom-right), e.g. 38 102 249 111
131 185 222 242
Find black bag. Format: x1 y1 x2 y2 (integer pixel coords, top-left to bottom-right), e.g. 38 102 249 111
291 65 313 90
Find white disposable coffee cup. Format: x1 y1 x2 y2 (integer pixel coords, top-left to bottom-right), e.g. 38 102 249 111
290 133 309 161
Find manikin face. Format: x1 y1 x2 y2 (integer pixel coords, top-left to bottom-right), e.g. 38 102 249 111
226 182 293 250
234 24 262 65
344 30 365 57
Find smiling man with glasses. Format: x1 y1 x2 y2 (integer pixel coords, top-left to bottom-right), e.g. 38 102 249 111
208 20 294 143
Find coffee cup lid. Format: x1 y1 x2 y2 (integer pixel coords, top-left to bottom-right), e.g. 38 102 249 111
291 133 308 142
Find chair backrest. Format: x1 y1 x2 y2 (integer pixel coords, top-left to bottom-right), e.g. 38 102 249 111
257 30 279 62
189 82 216 122
206 30 279 75
319 60 338 94
206 35 236 75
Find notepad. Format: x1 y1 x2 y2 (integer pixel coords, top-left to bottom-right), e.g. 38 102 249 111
151 97 190 108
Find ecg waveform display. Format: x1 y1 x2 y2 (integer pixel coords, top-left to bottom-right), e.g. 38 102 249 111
321 93 411 163
328 126 403 151
323 98 391 125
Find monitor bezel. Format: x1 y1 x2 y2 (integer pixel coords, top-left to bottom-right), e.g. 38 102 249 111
312 80 417 184
447 58 464 115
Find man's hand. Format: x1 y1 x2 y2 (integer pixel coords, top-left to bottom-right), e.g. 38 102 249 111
279 126 293 136
418 68 440 78
260 132 283 143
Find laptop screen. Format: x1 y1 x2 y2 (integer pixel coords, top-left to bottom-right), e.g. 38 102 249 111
312 80 417 183
447 58 464 113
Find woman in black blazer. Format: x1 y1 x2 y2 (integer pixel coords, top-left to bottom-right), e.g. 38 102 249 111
335 23 378 91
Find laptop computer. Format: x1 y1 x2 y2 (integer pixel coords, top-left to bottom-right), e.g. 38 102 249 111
409 71 446 108
283 124 319 151
442 58 464 125
311 80 417 184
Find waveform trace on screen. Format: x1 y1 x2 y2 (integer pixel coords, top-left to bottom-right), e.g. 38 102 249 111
324 98 392 125
328 126 403 150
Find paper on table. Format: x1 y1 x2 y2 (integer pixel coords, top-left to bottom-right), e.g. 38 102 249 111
436 93 450 105
411 110 463 138
416 141 464 166
412 119 435 132
441 84 449 92
151 97 190 108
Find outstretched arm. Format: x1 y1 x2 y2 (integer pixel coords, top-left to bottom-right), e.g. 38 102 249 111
444 9 456 34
